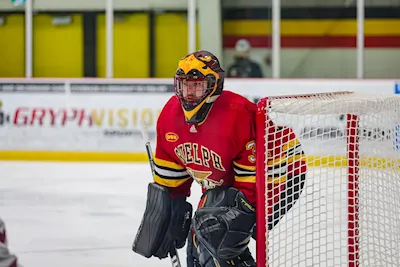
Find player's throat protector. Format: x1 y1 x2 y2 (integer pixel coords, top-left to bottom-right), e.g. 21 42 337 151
193 187 256 261
174 50 225 124
132 183 193 259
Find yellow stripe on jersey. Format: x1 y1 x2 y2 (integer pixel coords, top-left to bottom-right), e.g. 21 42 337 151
153 156 190 187
154 157 185 170
283 139 305 159
234 175 256 183
267 157 287 167
154 174 192 188
233 161 256 172
288 154 306 163
267 155 287 184
282 139 300 152
268 175 287 184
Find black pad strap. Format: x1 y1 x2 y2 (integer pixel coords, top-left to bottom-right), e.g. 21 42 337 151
154 197 192 258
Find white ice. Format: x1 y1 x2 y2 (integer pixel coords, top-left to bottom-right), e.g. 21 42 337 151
0 162 256 267
1 162 399 267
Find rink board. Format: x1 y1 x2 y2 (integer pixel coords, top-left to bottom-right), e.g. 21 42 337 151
1 152 399 173
0 78 399 164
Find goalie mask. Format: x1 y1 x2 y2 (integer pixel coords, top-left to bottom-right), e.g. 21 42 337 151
174 50 225 124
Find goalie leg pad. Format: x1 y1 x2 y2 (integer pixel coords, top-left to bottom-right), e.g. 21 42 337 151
132 183 192 259
132 183 171 258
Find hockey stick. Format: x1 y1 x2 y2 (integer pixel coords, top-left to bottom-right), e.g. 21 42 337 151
139 121 182 267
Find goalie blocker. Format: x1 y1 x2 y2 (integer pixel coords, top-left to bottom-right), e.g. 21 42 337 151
132 183 193 259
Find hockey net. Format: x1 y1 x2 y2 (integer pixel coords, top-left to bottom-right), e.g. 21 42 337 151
255 92 400 267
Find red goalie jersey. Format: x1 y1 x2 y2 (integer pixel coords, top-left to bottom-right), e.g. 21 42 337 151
266 121 307 229
153 90 257 206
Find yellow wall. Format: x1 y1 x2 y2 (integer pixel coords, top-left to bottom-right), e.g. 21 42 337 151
155 13 199 78
97 13 149 78
223 19 400 36
0 14 24 77
33 14 83 77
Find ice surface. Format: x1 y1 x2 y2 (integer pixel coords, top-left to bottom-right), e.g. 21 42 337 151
0 162 206 267
1 162 399 267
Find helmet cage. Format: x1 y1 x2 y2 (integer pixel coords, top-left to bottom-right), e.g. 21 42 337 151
174 69 217 111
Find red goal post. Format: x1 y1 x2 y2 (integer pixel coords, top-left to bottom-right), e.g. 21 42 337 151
255 92 400 267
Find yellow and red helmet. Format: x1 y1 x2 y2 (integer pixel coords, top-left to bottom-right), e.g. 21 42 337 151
174 50 225 124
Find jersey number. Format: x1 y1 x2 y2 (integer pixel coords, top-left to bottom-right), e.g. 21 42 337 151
246 141 256 163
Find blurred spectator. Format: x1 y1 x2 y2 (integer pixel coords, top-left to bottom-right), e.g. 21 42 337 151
0 101 4 126
0 218 21 267
227 39 263 78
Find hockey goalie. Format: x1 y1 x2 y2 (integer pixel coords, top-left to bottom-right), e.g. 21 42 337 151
132 50 307 267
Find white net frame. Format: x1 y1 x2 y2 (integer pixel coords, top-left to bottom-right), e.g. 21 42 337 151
255 92 400 267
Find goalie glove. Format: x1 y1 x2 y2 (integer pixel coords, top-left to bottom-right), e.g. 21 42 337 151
193 187 255 261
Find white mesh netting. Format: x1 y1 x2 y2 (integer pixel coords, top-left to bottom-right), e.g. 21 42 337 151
261 92 400 267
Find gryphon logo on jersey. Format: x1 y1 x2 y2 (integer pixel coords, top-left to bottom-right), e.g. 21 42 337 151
186 167 223 189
